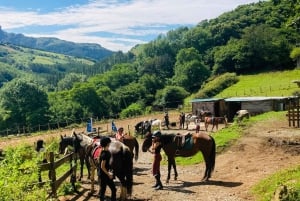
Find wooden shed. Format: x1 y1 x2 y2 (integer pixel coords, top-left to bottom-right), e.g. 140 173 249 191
190 98 226 117
224 96 289 121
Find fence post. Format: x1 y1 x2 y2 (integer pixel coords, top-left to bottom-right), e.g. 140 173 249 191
49 152 57 198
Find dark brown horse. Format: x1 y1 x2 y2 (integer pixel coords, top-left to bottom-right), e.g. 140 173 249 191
58 134 91 181
142 132 216 183
204 116 228 131
112 134 139 162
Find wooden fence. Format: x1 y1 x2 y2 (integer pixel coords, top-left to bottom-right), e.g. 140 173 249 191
37 152 77 198
287 97 300 128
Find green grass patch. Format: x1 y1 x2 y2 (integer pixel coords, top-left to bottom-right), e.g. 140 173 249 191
252 165 300 201
216 69 300 97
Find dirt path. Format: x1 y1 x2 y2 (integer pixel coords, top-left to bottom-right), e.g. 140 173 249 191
1 112 299 201
58 115 300 201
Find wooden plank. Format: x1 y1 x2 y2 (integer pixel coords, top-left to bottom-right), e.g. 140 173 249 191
54 153 73 168
54 166 76 189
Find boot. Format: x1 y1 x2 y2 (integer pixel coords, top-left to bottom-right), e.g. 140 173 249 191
152 174 159 188
155 174 163 190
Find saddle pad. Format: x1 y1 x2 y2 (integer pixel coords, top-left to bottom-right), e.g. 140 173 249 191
92 145 102 160
183 136 193 150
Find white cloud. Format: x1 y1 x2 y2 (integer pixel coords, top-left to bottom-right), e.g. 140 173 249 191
0 0 260 52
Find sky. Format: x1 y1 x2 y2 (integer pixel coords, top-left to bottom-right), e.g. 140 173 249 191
0 0 260 52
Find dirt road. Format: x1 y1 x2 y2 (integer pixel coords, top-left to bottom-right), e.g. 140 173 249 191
59 115 300 201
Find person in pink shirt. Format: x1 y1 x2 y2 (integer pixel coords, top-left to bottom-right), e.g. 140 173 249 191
115 127 126 140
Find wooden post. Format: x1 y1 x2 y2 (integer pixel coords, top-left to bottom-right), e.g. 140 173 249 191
49 152 57 198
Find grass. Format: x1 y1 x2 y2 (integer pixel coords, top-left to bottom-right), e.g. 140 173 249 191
252 165 300 201
216 69 300 98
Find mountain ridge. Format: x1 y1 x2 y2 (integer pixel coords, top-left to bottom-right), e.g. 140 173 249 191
0 26 114 61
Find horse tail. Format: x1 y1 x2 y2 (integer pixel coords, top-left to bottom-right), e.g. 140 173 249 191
125 149 133 195
209 135 216 173
134 138 139 161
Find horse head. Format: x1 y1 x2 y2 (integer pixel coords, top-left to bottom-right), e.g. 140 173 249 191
141 132 153 152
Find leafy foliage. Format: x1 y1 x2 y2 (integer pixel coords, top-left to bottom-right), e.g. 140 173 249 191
195 73 239 98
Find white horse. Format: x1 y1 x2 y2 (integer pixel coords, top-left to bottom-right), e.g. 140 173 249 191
185 114 200 130
236 110 250 122
150 119 162 130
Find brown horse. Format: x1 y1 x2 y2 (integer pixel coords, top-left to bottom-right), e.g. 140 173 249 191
110 134 139 162
204 116 228 131
142 132 216 183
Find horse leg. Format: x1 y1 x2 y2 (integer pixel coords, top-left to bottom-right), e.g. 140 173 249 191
85 155 91 179
89 164 96 194
166 160 172 183
171 159 178 181
79 158 84 181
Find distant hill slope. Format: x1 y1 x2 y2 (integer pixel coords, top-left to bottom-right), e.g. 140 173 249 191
0 27 114 61
216 69 300 98
0 43 96 88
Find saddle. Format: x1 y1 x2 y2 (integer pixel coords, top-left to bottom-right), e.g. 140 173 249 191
174 132 192 151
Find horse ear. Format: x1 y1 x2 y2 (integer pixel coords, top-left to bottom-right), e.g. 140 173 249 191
61 135 63 140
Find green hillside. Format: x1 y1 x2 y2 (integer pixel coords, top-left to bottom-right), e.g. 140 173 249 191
0 44 94 67
216 69 300 98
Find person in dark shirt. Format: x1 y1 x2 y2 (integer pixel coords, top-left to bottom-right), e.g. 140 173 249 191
98 137 116 201
164 112 169 129
150 131 163 190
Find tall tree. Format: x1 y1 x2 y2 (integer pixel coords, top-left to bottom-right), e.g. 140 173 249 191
0 79 49 129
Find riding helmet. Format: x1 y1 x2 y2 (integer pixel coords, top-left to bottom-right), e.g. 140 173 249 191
100 137 111 147
152 130 161 138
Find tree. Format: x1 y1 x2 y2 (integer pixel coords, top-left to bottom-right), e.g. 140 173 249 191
57 73 87 91
154 86 189 109
290 47 300 67
0 79 49 129
172 48 210 92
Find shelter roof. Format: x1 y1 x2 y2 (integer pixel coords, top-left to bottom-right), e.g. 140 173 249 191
190 98 224 103
224 96 288 102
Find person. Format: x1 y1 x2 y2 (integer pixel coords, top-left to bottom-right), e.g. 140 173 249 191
179 112 185 129
115 127 126 140
164 112 169 129
150 131 163 190
98 137 116 201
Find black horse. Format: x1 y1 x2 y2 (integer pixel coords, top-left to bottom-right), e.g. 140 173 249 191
142 132 216 183
58 134 91 181
134 120 151 136
74 132 133 201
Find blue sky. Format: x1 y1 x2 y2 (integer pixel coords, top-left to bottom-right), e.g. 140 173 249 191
0 0 260 52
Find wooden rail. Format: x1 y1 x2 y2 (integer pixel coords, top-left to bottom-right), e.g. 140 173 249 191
37 152 78 198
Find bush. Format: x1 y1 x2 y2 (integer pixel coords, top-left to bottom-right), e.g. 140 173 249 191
120 103 144 118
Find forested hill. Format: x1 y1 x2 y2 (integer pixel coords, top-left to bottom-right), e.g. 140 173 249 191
0 26 114 61
0 0 299 134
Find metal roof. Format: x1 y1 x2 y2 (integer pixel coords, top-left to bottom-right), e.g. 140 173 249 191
224 96 288 102
190 98 224 103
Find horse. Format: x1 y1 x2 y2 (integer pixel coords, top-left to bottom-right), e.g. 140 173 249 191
74 133 133 200
185 114 200 130
198 110 212 121
204 116 228 131
134 120 151 136
59 134 91 181
110 133 139 162
142 132 216 183
236 109 250 122
150 119 162 130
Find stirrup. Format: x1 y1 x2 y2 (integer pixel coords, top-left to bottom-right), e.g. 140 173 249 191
175 149 180 155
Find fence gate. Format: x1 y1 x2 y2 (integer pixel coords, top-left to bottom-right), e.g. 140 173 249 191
287 97 300 128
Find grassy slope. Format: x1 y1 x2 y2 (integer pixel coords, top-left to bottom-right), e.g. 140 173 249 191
0 44 94 67
216 69 300 98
